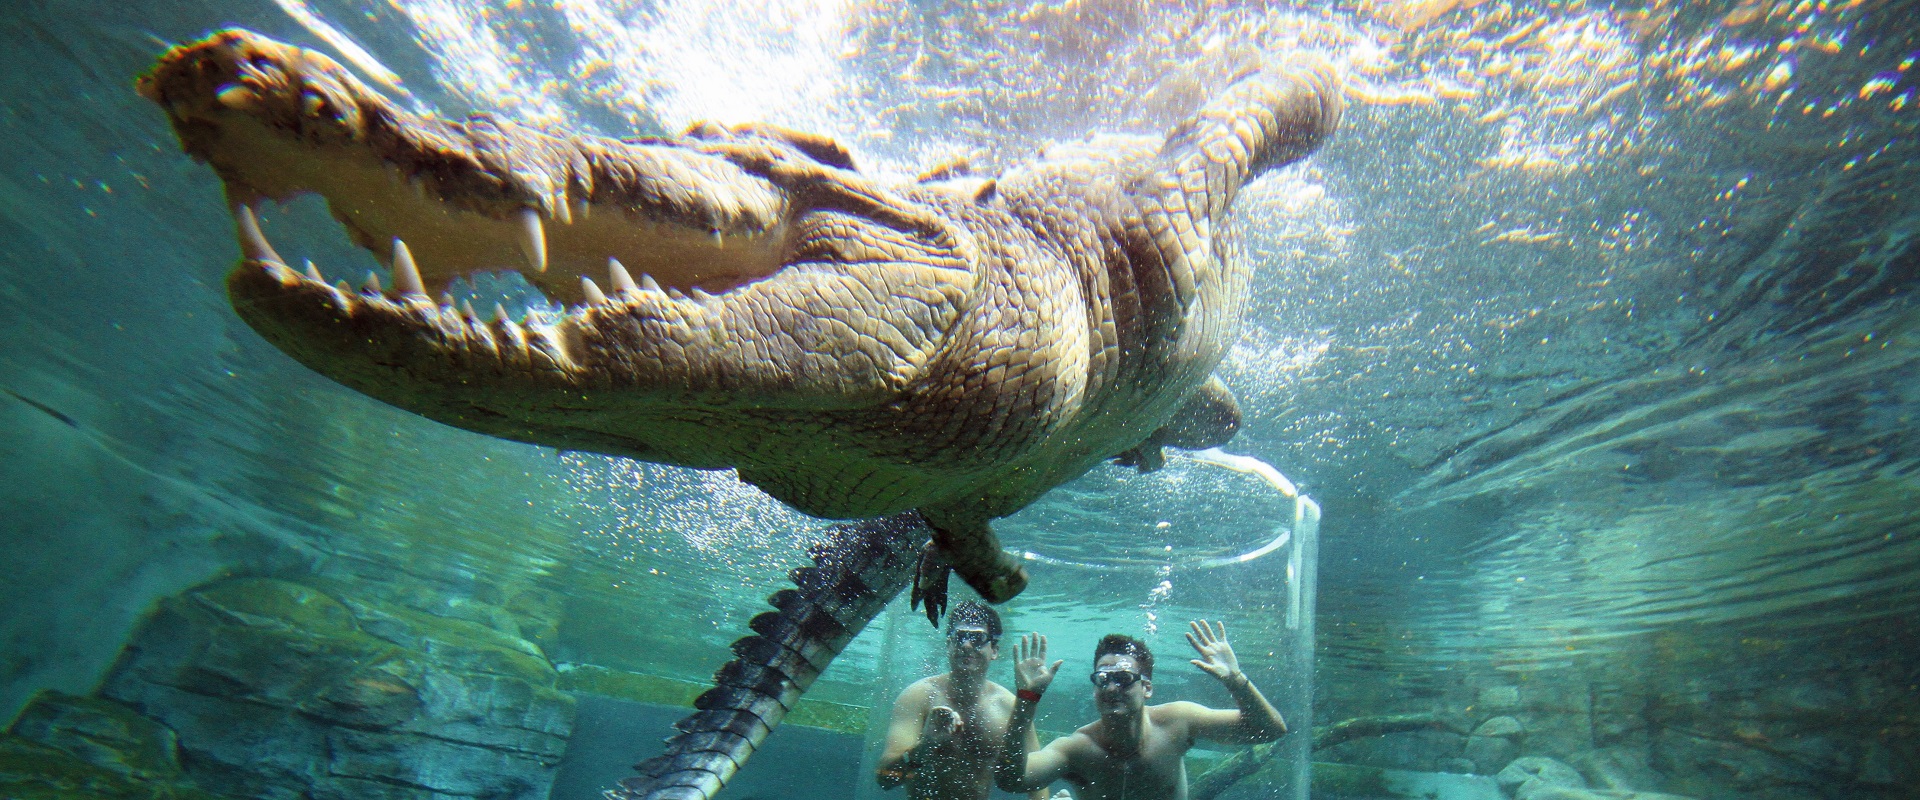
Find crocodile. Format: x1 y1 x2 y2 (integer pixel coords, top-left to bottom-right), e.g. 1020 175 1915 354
139 29 1341 800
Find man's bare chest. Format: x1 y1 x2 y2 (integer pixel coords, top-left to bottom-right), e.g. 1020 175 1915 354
1070 734 1188 800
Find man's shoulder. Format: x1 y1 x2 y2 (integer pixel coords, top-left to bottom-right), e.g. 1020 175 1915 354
894 675 945 701
1065 721 1103 744
1147 700 1223 724
1051 727 1106 764
1149 700 1218 714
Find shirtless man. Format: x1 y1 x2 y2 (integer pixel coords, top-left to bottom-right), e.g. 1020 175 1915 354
877 601 1050 800
993 621 1288 800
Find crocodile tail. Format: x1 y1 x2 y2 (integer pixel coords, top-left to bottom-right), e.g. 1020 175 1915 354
607 512 927 800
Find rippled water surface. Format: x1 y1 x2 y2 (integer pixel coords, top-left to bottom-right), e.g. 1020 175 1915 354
2 0 1916 792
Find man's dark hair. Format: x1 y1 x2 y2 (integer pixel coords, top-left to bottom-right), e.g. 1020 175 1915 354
947 601 1002 640
1093 634 1154 678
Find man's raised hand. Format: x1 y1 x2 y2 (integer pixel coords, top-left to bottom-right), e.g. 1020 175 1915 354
1011 633 1063 696
1186 619 1244 682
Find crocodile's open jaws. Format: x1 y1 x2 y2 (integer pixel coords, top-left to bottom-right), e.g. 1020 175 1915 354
141 27 1341 799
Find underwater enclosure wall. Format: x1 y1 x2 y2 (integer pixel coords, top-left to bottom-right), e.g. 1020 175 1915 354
4 1 1919 800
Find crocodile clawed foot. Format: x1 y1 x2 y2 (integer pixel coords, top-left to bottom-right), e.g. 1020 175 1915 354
959 560 1028 604
910 541 952 627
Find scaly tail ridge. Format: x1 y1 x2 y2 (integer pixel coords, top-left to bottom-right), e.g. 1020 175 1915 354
608 512 926 800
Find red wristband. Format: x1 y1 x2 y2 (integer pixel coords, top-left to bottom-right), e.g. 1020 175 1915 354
1017 688 1043 703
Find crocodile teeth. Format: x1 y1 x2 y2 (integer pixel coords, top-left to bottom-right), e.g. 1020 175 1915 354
391 239 428 298
516 208 548 273
496 315 527 354
493 303 510 324
711 229 725 249
321 281 352 311
640 273 664 293
581 277 610 306
361 271 383 295
607 258 639 295
461 299 479 321
303 260 323 282
215 83 260 111
233 205 286 265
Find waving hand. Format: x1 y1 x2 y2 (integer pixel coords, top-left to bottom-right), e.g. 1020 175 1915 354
1186 619 1242 681
1011 633 1063 695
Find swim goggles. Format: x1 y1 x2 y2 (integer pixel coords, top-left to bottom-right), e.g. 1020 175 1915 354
949 628 997 649
1090 669 1144 690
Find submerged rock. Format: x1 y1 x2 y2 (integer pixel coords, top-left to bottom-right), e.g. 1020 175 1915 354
1516 787 1699 800
0 690 239 800
1570 746 1667 792
99 577 574 800
1475 716 1525 738
1498 755 1588 792
7 690 182 780
1466 735 1521 775
1312 762 1506 800
1465 722 1525 774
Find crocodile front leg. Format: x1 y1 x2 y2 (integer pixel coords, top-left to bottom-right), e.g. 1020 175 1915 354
909 517 1029 625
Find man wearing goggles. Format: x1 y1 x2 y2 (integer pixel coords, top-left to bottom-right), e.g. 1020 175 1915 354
878 601 1051 800
993 620 1288 799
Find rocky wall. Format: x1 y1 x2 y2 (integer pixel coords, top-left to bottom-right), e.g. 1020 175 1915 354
0 690 239 800
1315 620 1918 800
5 576 576 800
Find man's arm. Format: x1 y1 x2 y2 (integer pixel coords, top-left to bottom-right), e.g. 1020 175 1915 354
1183 620 1288 744
994 633 1071 793
1023 722 1049 800
876 682 933 788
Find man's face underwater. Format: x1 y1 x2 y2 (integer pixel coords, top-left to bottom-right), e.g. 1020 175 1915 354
1092 654 1150 714
948 626 998 672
